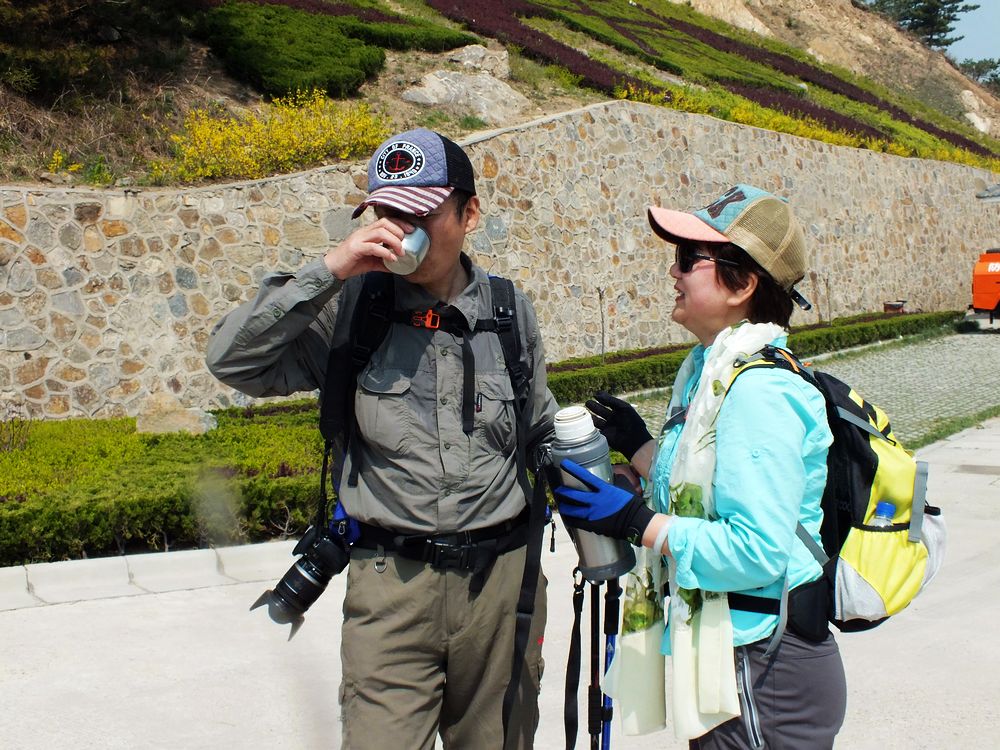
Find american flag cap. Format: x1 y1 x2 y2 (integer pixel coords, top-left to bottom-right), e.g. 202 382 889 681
352 128 476 219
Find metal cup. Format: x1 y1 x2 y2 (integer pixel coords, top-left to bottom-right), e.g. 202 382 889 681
384 226 429 275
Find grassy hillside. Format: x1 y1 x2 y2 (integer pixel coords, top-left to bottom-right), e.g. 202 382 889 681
1 0 998 186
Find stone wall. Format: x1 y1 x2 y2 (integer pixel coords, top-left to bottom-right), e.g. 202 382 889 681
2 100 998 418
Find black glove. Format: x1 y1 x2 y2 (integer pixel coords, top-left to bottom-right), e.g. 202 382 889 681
554 460 656 545
585 390 653 460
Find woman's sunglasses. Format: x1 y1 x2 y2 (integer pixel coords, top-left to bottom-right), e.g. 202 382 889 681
674 242 741 274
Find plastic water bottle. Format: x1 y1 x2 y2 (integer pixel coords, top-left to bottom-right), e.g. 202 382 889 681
870 501 896 528
549 406 636 582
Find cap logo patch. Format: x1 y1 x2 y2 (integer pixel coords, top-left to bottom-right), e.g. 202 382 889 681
704 187 746 218
376 141 425 182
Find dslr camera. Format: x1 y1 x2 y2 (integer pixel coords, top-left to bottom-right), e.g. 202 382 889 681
251 521 350 639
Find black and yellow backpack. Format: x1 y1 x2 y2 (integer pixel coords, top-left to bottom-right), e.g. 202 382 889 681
732 345 946 634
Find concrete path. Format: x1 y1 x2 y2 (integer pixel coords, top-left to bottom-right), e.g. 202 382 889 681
2 416 998 749
630 330 1000 448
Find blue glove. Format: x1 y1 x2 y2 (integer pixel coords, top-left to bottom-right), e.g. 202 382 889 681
554 459 655 544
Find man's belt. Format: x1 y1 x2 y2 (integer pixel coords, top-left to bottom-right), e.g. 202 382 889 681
353 510 529 572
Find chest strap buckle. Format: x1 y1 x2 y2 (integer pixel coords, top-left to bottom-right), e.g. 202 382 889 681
411 309 441 329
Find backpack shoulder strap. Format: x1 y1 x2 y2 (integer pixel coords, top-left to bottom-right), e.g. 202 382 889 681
351 272 396 370
481 276 548 743
485 275 531 416
318 271 395 487
728 345 838 649
731 344 813 383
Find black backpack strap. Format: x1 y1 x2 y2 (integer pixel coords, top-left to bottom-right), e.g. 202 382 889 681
729 345 833 650
487 276 531 416
488 276 548 745
318 272 395 490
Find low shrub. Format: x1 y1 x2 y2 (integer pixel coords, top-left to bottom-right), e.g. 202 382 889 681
0 402 323 566
0 312 962 565
0 0 199 101
199 2 384 98
787 311 960 358
197 1 474 98
151 89 389 182
547 311 961 404
549 350 691 404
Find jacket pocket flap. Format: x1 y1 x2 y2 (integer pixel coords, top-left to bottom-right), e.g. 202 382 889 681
477 372 514 401
360 368 412 395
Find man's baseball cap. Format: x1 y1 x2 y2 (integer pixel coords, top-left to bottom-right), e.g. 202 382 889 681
647 185 808 300
352 128 476 219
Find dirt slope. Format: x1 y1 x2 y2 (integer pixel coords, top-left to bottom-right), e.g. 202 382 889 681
678 0 999 138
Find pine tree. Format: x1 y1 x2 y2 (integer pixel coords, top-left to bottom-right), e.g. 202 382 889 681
866 0 980 49
960 58 1000 95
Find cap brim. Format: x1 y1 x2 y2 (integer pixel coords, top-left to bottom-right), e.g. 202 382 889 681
352 186 453 219
647 206 729 244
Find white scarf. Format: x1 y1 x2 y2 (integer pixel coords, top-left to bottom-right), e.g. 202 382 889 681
663 321 784 740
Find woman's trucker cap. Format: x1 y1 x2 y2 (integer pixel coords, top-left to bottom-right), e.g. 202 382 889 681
648 185 810 307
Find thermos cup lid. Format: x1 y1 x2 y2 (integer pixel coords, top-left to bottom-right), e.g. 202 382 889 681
384 226 430 275
553 405 598 443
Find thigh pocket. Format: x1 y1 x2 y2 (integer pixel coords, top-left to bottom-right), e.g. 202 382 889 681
356 367 414 454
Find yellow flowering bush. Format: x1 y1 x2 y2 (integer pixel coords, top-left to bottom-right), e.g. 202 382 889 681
47 149 65 173
152 90 390 183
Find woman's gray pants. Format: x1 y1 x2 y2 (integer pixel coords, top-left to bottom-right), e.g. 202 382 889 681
689 629 847 750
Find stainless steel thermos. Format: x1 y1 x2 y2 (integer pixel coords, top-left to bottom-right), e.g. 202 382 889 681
550 406 636 582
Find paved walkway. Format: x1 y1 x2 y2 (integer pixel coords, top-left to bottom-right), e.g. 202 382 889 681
815 330 1000 443
632 330 1000 446
2 332 1000 749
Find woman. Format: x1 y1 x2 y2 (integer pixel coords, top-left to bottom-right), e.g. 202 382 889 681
554 185 847 749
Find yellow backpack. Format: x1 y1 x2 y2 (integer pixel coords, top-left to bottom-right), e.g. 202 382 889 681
734 346 946 633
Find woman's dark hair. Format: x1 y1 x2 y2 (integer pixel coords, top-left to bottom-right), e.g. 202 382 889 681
712 243 794 327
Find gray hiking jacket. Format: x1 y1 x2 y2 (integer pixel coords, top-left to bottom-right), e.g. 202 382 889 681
206 254 557 534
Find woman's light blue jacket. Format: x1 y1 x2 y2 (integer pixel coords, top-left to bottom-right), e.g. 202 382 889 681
652 336 833 649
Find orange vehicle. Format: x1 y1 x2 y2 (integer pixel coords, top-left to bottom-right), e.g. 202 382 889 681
972 248 1000 321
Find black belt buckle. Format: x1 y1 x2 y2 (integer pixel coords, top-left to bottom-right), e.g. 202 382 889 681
425 539 474 570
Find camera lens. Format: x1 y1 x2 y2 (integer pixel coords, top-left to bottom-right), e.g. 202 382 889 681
271 556 331 619
251 528 350 636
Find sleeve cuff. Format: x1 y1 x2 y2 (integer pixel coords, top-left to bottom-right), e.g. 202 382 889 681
666 515 702 590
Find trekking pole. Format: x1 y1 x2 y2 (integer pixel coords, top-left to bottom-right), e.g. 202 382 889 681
588 582 603 750
601 577 622 750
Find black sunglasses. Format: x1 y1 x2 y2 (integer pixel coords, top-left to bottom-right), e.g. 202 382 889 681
674 242 741 274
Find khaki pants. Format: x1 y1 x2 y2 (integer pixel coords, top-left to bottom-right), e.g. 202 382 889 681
340 545 547 750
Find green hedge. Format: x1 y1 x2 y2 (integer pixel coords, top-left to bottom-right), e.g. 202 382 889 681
197 2 475 98
548 311 960 404
0 311 962 565
787 311 959 358
0 403 323 566
549 350 690 404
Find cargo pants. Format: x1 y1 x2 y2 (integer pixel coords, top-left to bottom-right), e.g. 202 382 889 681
340 544 547 749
